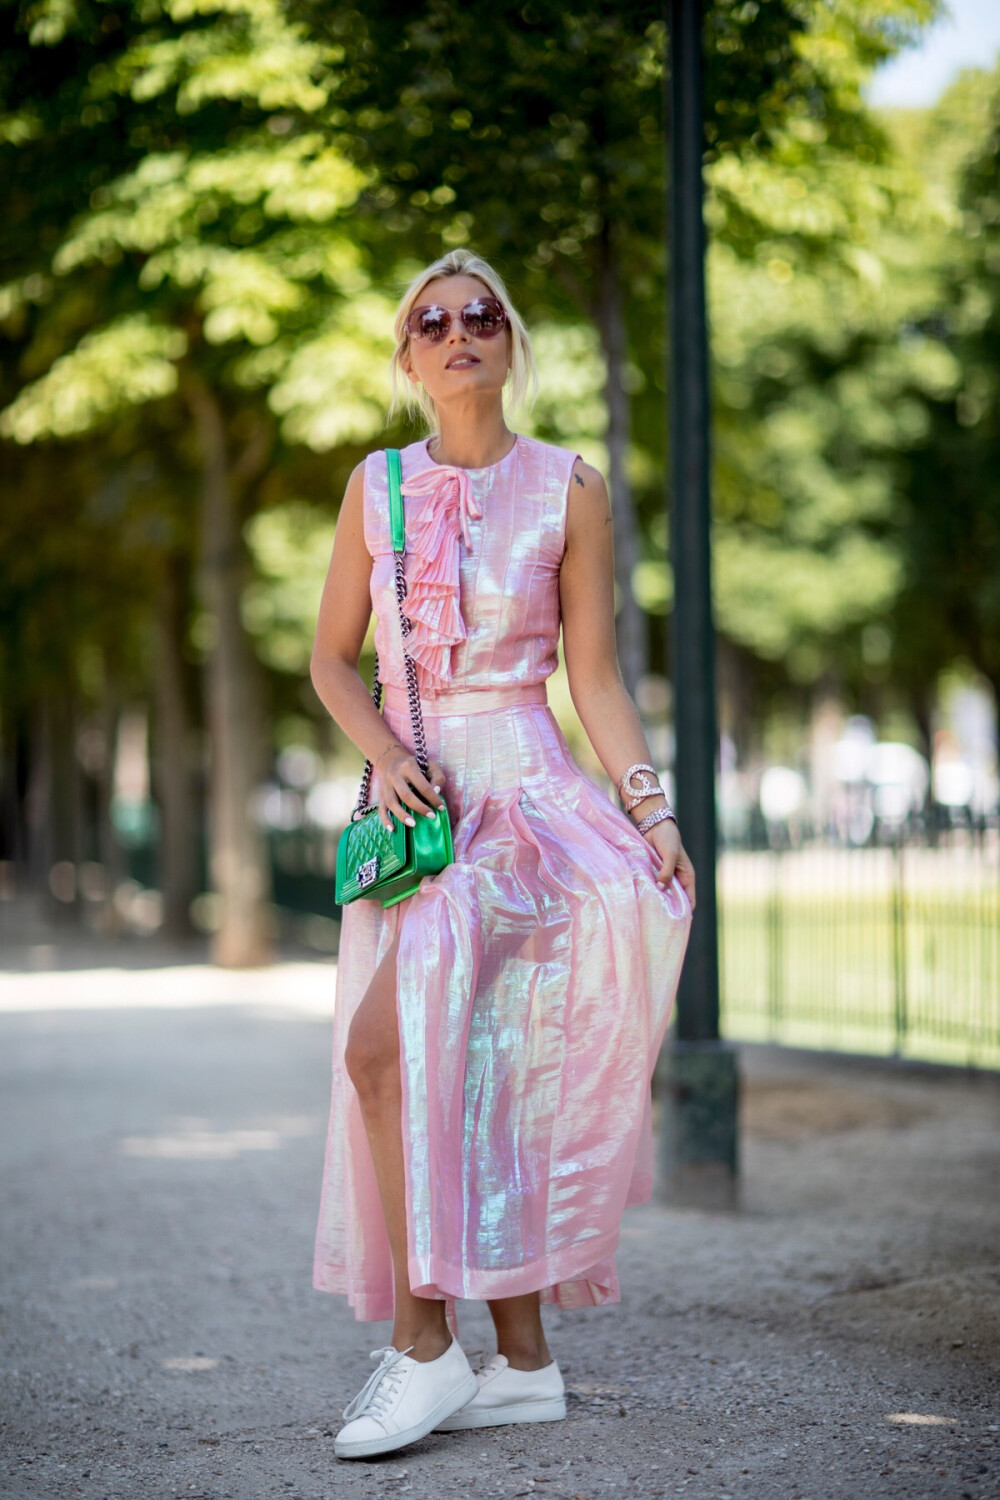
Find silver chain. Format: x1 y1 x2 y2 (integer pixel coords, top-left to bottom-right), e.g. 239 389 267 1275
352 547 431 821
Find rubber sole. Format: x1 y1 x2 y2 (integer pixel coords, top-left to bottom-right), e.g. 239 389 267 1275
436 1395 568 1431
334 1371 479 1459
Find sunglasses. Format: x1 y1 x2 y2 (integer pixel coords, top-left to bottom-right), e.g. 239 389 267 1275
404 296 508 344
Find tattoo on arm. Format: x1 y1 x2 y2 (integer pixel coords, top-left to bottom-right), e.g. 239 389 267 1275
571 463 611 525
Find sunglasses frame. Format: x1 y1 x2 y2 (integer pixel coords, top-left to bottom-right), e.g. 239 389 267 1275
404 296 509 345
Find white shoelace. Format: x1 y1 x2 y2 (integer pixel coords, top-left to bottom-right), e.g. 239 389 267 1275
342 1345 415 1422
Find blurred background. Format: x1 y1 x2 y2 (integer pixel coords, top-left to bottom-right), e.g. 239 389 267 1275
2 0 998 1068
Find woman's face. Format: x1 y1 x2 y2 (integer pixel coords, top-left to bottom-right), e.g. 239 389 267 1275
401 274 512 409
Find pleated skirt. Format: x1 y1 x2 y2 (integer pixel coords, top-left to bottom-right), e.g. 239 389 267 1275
312 686 692 1321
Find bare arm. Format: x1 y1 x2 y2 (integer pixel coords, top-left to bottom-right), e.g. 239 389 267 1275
558 457 696 907
310 461 445 831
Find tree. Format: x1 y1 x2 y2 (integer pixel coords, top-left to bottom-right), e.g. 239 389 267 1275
293 0 940 714
0 0 384 962
886 63 1000 718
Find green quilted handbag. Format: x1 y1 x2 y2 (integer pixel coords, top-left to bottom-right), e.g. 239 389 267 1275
334 448 455 909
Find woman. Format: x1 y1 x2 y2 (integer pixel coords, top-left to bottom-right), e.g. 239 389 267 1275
310 248 695 1460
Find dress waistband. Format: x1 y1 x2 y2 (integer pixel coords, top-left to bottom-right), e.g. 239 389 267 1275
382 681 549 718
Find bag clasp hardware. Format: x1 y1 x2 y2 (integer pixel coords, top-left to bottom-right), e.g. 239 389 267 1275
357 857 380 890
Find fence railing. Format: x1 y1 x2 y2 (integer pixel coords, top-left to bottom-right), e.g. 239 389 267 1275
261 822 1000 1070
717 827 1000 1069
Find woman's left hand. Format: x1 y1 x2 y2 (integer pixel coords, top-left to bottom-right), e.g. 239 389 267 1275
643 818 696 912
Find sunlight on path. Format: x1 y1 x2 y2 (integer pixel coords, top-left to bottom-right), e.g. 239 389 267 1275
0 961 337 1015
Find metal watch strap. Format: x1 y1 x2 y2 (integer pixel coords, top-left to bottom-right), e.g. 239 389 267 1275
635 805 678 836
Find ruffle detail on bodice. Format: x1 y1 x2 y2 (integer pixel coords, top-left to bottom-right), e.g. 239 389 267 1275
398 463 484 687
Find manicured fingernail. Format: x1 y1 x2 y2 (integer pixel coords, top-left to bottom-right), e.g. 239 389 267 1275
424 808 435 818
432 784 441 793
405 815 415 826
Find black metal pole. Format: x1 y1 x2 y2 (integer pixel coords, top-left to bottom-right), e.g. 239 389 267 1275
660 0 739 1208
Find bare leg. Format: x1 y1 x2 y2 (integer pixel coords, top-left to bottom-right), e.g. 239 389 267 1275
345 931 451 1363
487 1293 552 1371
346 925 554 1370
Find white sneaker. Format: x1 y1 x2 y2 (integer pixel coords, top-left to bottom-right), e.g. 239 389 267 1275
334 1337 478 1459
435 1353 567 1430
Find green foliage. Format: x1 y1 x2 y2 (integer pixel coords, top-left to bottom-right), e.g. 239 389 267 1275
0 0 380 814
1 314 187 439
300 0 951 698
1 0 997 782
678 2 996 697
242 501 337 672
1 0 379 452
885 62 1000 704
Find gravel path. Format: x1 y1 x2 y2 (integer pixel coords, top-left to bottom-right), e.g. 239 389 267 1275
1 956 998 1500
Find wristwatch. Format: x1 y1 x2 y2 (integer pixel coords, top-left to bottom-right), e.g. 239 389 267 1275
635 805 677 836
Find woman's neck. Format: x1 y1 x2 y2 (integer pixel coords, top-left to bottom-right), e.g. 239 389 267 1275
427 409 516 470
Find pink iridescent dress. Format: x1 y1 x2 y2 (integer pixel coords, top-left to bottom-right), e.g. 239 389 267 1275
313 432 692 1321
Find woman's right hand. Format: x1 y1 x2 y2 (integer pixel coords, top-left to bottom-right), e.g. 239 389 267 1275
375 745 447 831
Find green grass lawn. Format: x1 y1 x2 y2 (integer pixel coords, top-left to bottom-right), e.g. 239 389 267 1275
717 843 1000 1070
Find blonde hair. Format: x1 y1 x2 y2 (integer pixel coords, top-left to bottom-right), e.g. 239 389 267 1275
388 248 538 432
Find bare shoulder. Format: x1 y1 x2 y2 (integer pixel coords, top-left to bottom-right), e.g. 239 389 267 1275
335 458 370 542
565 456 611 541
342 457 368 513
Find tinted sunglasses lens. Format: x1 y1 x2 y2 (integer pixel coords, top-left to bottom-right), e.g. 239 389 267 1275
463 299 506 338
405 298 508 342
408 305 450 342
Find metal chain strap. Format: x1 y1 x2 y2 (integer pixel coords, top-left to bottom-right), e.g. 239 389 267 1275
352 529 432 821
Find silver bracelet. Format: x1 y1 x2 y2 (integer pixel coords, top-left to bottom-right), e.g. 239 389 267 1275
617 762 664 811
635 805 677 836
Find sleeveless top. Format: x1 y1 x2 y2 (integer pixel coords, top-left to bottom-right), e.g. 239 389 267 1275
362 432 580 703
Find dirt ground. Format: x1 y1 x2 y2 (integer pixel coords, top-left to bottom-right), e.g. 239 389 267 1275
1 935 998 1500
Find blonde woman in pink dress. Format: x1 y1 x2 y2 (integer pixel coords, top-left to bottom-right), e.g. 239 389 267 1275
310 248 695 1460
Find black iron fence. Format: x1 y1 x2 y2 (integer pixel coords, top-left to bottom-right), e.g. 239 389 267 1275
68 806 995 1071
267 818 1000 1069
717 826 999 1069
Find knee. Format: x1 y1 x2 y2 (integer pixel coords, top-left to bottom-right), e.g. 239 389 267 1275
344 1022 398 1107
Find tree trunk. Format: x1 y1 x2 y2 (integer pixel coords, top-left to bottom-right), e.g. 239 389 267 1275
716 636 755 766
48 690 84 923
596 224 646 702
186 376 273 968
153 555 200 941
0 715 29 880
95 676 125 937
981 672 1000 748
24 696 53 900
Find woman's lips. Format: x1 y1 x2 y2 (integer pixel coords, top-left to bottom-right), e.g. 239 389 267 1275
446 356 480 369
